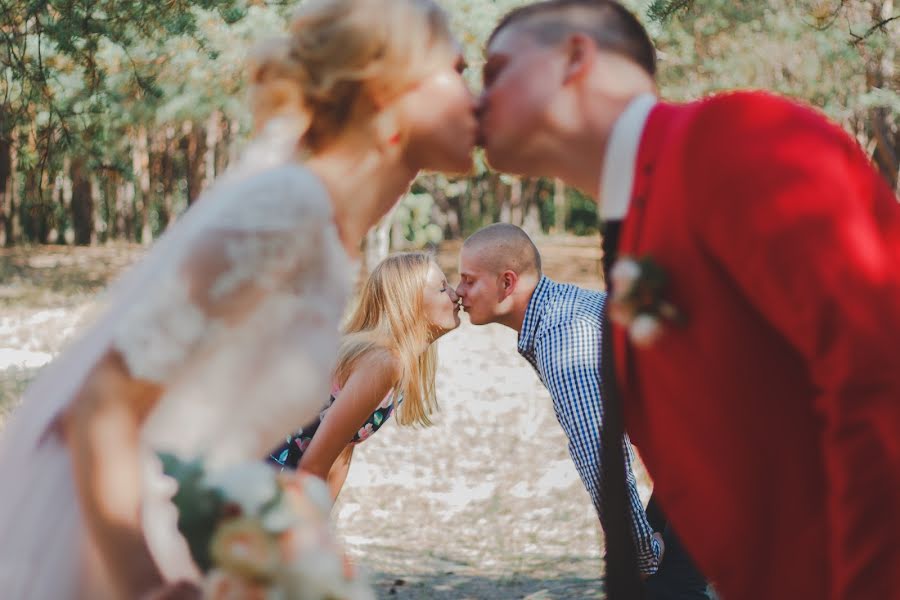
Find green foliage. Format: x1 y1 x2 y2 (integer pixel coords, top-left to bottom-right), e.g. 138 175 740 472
566 189 599 236
158 452 224 573
647 1 897 155
647 0 694 22
393 193 444 248
1 0 241 135
1 0 895 247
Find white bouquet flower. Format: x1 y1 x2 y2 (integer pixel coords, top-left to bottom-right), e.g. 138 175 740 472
608 255 684 347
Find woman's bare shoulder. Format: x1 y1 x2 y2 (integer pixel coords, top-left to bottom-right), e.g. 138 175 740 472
347 345 401 386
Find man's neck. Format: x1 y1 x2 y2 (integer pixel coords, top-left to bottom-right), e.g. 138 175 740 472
550 87 656 202
496 307 528 333
495 276 540 333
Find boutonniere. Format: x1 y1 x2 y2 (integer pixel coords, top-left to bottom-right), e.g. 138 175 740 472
608 256 684 347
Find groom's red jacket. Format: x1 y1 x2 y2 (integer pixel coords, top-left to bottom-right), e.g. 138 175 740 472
614 91 900 600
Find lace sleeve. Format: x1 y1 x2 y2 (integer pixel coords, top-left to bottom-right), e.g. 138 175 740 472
112 166 336 384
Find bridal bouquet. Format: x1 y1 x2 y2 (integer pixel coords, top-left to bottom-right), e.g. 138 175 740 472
159 453 374 600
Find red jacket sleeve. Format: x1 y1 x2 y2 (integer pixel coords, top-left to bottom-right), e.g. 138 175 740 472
685 93 900 599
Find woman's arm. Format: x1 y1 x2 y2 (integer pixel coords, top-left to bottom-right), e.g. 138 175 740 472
298 350 397 484
324 445 354 500
63 350 166 596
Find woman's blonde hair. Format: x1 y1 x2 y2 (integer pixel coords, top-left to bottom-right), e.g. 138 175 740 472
335 252 439 427
248 0 455 151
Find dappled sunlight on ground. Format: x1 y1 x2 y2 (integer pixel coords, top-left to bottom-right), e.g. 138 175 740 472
339 319 651 598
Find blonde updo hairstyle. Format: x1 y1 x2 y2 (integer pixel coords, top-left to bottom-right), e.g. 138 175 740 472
249 0 456 152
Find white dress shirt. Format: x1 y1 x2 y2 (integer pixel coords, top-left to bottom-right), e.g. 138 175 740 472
599 93 658 221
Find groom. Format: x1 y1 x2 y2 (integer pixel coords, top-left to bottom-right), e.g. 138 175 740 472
477 1 900 599
456 223 709 599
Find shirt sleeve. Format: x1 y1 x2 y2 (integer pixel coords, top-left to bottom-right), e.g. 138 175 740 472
534 318 662 575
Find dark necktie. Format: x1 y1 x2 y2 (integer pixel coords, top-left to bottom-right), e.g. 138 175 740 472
600 219 644 599
601 219 623 288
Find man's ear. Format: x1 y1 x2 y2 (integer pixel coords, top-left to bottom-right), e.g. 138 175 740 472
499 270 519 300
563 33 596 85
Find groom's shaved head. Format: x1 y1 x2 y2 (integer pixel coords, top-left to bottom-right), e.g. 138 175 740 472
462 224 542 276
488 0 656 76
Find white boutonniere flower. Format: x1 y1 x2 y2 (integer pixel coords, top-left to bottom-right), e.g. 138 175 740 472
608 256 684 347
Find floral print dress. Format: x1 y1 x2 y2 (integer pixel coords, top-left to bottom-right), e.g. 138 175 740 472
268 382 401 470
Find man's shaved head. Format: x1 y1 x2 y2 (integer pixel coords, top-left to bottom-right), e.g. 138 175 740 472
462 223 542 276
488 0 656 76
457 224 542 327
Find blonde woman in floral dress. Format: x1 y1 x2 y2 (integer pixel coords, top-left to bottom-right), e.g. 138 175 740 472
269 252 460 499
0 0 477 597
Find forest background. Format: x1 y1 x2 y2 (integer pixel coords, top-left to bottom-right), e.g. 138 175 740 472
0 0 897 268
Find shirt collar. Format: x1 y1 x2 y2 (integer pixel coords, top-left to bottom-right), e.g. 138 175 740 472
599 93 658 221
518 276 556 357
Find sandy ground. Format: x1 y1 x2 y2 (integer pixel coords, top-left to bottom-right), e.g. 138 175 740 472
0 238 655 599
339 317 656 599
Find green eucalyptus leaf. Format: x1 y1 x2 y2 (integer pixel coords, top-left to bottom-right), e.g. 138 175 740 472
157 452 224 573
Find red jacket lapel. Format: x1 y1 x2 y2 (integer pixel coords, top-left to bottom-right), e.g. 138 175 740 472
612 102 685 412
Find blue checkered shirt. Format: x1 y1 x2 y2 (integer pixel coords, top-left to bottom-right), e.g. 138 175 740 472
518 276 662 574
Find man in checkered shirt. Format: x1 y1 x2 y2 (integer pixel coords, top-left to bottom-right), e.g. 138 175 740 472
456 224 709 598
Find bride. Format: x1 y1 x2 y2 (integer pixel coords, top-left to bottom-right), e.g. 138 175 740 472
0 0 477 597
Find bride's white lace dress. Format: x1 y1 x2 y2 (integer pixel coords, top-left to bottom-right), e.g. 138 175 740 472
0 128 355 598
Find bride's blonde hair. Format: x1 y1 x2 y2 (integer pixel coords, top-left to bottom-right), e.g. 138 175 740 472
248 0 455 151
334 252 439 427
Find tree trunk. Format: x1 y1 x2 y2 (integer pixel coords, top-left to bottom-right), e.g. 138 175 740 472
70 157 94 245
205 111 221 185
183 121 206 205
228 118 241 166
498 177 511 224
24 168 51 244
104 172 118 240
521 179 541 236
553 178 566 234
446 194 462 239
116 179 134 241
365 207 395 273
52 170 67 244
509 177 523 226
133 128 153 244
90 175 101 244
391 215 406 252
865 0 899 191
217 118 233 175
157 126 179 229
468 179 483 231
0 135 12 246
10 144 19 244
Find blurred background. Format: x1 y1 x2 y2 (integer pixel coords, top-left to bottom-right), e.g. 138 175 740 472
0 0 896 264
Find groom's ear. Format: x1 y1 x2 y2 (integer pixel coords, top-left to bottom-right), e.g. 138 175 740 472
562 33 596 85
499 269 519 299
